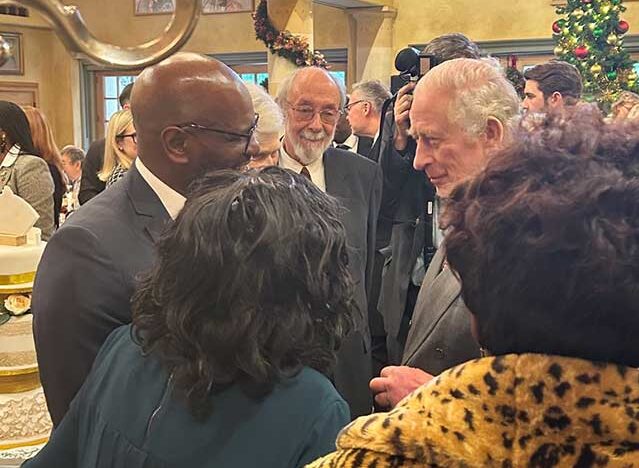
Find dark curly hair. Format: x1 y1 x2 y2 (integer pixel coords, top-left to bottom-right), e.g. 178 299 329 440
132 166 355 420
443 109 639 367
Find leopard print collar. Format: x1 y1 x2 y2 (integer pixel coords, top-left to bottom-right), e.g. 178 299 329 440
310 354 639 467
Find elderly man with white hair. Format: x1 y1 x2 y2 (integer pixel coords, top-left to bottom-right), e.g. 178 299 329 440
276 66 383 418
370 57 521 409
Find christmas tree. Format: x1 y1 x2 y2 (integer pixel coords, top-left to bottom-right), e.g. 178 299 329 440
553 0 638 109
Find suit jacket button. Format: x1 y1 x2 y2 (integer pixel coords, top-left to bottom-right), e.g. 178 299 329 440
435 347 445 359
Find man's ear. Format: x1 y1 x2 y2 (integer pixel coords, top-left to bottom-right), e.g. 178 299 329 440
548 91 564 109
484 116 505 150
161 127 190 165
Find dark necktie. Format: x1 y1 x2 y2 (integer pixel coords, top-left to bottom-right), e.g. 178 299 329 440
300 166 311 181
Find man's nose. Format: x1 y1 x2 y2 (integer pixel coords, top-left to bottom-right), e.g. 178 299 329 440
307 112 324 131
413 142 434 171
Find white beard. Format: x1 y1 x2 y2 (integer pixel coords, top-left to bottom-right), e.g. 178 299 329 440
287 127 335 165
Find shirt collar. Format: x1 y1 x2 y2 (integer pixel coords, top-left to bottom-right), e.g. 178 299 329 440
135 158 185 220
0 144 21 168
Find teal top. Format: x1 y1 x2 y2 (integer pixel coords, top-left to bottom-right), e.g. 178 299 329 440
24 325 350 468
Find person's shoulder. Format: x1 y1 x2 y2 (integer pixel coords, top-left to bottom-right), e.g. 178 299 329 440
325 146 378 173
13 154 48 171
293 367 348 407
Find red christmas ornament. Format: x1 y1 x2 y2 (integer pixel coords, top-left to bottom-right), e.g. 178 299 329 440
617 20 630 34
552 21 562 34
582 0 592 3
574 45 589 59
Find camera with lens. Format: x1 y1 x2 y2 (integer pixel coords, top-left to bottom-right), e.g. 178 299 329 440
390 47 439 94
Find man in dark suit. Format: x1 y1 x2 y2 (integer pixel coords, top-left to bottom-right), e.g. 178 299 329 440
370 58 521 409
78 83 133 205
345 80 391 162
32 53 259 426
276 66 382 418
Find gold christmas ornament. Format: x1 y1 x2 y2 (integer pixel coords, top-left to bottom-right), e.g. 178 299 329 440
570 8 585 19
554 45 564 55
607 33 619 45
588 23 597 31
601 5 611 15
590 63 603 74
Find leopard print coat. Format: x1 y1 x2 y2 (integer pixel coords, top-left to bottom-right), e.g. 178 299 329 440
308 354 639 467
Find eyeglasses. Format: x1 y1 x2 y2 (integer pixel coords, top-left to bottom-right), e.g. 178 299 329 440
177 113 259 157
116 132 137 144
345 100 367 112
286 102 342 124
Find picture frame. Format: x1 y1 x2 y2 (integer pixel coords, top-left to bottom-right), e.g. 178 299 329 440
134 0 175 16
0 32 23 75
202 0 254 14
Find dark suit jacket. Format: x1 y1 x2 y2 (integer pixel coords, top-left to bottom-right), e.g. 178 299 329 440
32 166 170 426
78 139 106 205
401 247 480 375
323 147 382 418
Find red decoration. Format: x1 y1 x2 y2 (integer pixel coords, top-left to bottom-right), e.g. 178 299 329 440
617 20 630 34
574 45 589 59
552 21 562 34
581 0 592 3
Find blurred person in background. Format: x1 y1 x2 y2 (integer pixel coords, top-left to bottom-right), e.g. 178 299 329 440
610 90 639 123
0 101 54 238
245 83 283 169
99 108 137 188
60 145 85 214
23 105 67 228
79 82 133 204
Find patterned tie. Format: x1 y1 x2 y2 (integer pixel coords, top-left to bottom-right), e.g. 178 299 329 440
300 166 311 181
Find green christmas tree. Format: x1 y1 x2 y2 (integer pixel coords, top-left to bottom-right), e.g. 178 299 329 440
553 0 638 109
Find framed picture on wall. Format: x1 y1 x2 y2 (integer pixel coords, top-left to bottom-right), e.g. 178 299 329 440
134 0 175 15
202 0 254 14
0 32 23 75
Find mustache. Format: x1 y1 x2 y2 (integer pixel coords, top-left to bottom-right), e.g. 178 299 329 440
300 129 329 142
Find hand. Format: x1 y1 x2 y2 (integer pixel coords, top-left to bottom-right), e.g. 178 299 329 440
393 82 416 151
369 365 433 409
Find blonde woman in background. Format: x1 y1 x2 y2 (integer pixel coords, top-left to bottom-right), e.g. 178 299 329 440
100 109 137 187
23 105 67 228
611 91 639 122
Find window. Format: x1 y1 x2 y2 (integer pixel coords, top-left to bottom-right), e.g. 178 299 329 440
102 75 136 127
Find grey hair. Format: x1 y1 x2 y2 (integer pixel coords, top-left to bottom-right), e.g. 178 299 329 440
276 66 347 110
245 83 284 138
351 80 391 114
422 33 481 62
61 145 85 164
420 57 521 136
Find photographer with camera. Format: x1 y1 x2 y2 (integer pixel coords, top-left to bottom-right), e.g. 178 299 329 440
376 34 482 367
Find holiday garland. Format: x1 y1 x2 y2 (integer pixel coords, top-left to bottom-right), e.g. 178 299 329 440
253 0 328 68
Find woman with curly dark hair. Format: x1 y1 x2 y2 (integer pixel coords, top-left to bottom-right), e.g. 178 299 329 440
24 167 353 468
310 109 639 467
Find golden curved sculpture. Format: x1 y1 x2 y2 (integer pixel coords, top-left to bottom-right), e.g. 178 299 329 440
0 0 202 69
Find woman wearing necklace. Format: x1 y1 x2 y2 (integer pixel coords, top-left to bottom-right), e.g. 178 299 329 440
0 101 54 239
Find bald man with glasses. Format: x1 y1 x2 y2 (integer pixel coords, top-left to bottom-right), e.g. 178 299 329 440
277 67 383 418
33 53 260 426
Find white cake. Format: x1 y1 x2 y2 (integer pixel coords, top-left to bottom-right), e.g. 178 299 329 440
0 188 52 452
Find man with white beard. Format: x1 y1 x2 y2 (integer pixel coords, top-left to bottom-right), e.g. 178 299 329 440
277 66 383 418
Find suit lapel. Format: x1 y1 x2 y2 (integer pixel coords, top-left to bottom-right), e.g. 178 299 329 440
124 166 171 243
402 247 462 364
324 149 350 199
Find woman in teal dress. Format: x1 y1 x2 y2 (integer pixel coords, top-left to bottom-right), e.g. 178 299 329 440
24 167 353 468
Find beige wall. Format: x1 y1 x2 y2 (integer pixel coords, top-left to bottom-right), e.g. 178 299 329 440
5 0 639 144
0 16 77 146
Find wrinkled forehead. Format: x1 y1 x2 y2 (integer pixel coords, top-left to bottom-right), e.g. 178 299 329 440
289 72 340 108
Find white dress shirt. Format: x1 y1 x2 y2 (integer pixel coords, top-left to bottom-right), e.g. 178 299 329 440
279 144 326 192
135 158 186 220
